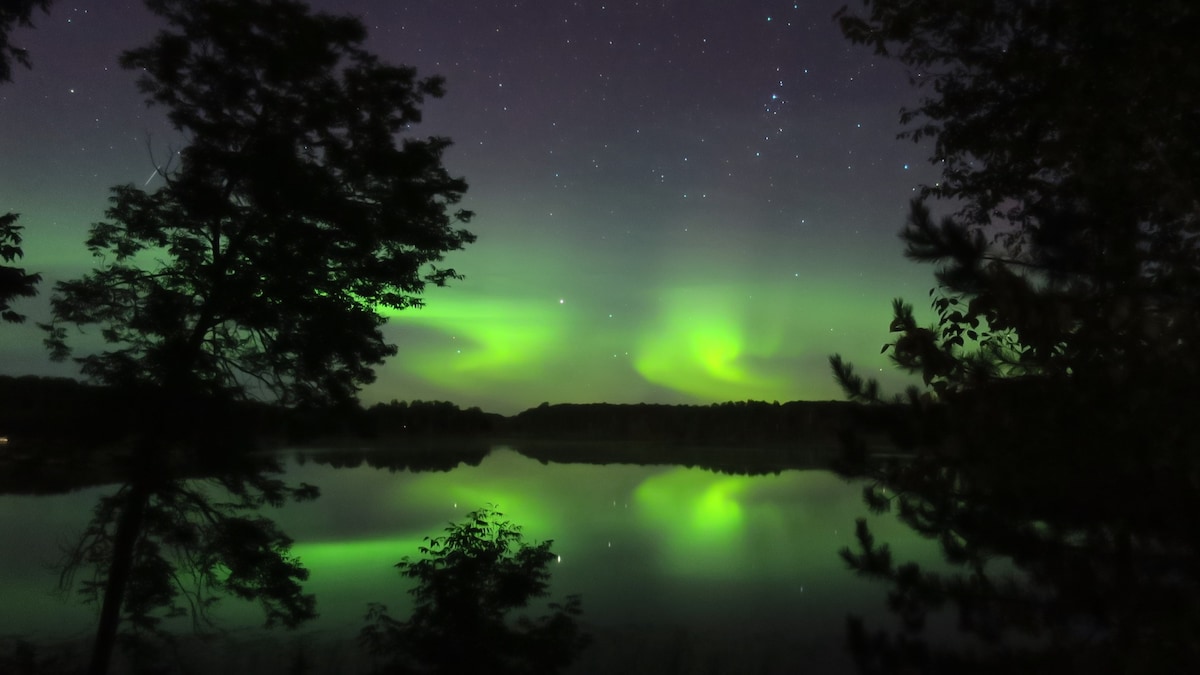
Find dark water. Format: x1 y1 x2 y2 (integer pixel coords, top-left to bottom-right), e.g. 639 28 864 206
0 446 940 674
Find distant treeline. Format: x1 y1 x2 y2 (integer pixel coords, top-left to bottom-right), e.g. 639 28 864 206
0 376 492 447
0 375 918 491
501 400 865 445
359 399 500 438
0 374 145 448
0 375 906 463
297 442 493 474
356 399 903 475
0 374 313 450
2 376 887 445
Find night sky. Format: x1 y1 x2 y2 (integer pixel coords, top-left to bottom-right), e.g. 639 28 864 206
0 1 938 414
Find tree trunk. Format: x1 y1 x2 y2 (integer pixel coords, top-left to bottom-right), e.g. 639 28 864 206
87 479 150 675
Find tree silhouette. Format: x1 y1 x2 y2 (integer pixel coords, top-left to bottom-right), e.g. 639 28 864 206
361 506 588 675
0 0 49 322
0 213 39 323
44 0 474 406
41 1 475 673
829 1 1200 672
0 0 50 83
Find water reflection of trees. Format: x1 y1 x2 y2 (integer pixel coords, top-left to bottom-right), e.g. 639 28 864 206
300 442 492 474
508 440 824 476
42 438 319 674
834 382 1200 673
60 471 317 633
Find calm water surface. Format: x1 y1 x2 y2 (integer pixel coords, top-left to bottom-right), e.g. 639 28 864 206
1 445 941 673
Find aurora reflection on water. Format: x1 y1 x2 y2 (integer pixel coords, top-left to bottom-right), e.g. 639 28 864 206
0 447 941 672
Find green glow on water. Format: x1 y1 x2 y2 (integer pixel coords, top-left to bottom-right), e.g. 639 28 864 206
391 465 565 538
292 535 424 571
2 449 946 650
634 468 757 578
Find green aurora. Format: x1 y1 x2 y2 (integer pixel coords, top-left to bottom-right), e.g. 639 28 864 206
371 225 928 413
0 1 936 414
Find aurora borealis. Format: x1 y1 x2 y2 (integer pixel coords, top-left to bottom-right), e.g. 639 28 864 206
0 1 937 413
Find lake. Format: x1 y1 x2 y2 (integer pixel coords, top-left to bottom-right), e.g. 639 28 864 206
0 445 943 674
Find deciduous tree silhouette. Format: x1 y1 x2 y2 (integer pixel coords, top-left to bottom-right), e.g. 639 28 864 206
360 506 588 675
0 213 39 323
41 1 475 673
0 0 49 322
829 1 1200 672
0 0 50 83
44 0 474 406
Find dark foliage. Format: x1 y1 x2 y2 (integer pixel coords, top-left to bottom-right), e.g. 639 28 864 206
36 2 474 673
0 377 491 473
0 0 50 83
0 1 51 323
363 399 497 438
506 400 867 444
301 439 492 474
0 637 74 675
0 375 264 448
361 506 588 675
42 0 474 407
1 195 40 325
830 1 1200 672
503 401 872 473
